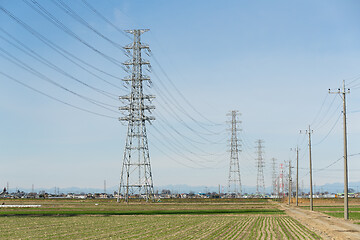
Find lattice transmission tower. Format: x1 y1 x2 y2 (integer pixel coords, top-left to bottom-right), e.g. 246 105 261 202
271 158 277 197
117 29 155 203
255 139 265 196
227 110 242 196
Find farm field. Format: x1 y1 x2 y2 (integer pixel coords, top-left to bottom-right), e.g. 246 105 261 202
296 198 360 223
0 198 321 239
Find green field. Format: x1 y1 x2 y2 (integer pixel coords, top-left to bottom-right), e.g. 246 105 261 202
0 198 320 239
299 203 360 222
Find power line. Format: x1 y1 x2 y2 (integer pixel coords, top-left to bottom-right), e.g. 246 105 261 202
313 113 341 146
152 70 225 135
21 0 125 68
151 53 223 126
0 30 119 100
0 47 119 113
80 0 132 40
0 5 126 88
0 71 117 119
49 0 127 53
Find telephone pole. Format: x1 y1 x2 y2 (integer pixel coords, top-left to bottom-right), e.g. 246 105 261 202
227 110 242 196
118 29 155 203
329 80 350 220
301 126 313 211
291 147 300 206
255 140 265 196
296 147 299 206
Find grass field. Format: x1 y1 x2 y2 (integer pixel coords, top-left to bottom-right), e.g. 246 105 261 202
297 198 360 223
0 198 321 239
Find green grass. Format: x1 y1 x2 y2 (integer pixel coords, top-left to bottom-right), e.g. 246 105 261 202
0 215 319 239
0 199 320 239
0 208 284 216
322 211 360 220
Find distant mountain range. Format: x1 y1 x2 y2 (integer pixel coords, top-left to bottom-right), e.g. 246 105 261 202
11 181 360 194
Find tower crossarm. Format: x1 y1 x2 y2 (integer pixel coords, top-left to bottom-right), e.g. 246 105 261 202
123 59 150 66
119 105 155 111
122 75 151 82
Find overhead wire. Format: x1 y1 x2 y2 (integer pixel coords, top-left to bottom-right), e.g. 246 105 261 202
151 122 225 159
0 5 126 90
152 70 225 135
0 30 119 101
313 113 341 146
151 53 223 126
49 0 127 53
0 47 119 113
0 71 117 119
148 129 225 169
20 0 126 69
154 92 225 144
80 0 132 40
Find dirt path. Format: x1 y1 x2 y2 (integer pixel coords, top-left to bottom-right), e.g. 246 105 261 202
277 203 360 240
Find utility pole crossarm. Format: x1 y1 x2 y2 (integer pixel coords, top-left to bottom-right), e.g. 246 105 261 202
329 80 350 220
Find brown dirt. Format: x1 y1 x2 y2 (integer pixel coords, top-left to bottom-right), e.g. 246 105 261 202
278 202 360 240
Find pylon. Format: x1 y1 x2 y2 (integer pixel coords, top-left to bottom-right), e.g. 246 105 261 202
117 29 155 203
255 139 265 196
227 110 242 196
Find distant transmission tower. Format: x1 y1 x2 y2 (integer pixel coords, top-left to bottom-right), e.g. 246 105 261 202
117 29 155 203
271 158 277 197
227 110 242 196
255 139 265 196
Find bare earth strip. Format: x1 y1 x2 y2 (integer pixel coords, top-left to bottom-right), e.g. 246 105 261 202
279 203 360 240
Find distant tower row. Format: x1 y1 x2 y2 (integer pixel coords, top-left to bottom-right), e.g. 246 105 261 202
227 110 242 195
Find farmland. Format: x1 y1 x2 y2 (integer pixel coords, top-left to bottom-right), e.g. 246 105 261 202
0 198 321 239
297 198 360 223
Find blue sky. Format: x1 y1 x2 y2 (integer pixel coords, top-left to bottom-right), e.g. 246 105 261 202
0 0 360 192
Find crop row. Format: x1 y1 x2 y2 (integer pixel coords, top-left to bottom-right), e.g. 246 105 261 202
0 215 320 239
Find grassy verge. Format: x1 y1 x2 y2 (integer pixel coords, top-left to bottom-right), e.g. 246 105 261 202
0 208 284 216
322 211 360 221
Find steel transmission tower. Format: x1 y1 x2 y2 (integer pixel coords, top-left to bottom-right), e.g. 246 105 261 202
271 158 277 197
227 111 242 196
117 29 155 203
255 139 265 196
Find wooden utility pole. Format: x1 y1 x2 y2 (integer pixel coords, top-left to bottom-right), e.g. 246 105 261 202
329 80 350 220
301 126 313 211
288 160 292 205
296 147 299 206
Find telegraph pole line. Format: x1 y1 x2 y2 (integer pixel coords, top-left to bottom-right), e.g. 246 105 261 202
300 126 313 211
227 110 242 196
118 29 155 203
329 80 350 220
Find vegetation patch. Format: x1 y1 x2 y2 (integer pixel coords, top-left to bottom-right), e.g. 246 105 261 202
0 208 284 216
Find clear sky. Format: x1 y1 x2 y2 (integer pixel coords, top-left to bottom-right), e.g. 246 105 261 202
0 0 360 192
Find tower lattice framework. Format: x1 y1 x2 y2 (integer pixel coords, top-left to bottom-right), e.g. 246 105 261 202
255 139 265 196
227 110 242 196
271 158 277 197
117 29 155 203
